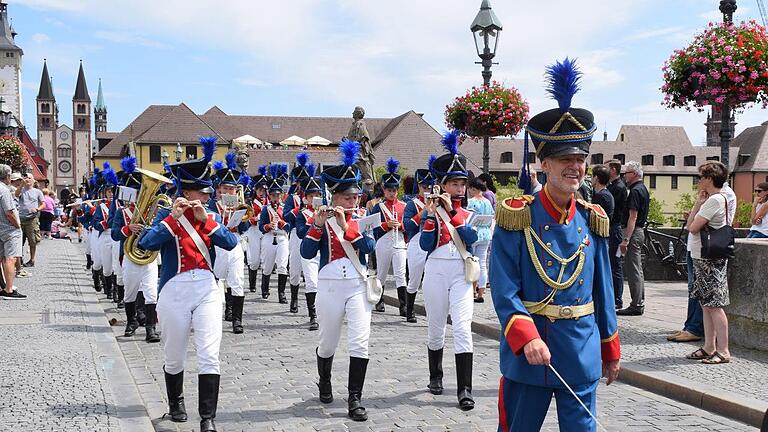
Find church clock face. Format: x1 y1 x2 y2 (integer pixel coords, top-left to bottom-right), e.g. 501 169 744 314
59 131 69 140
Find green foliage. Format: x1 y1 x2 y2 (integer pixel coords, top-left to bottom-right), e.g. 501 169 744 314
648 193 667 226
669 192 696 225
735 200 753 228
373 164 409 195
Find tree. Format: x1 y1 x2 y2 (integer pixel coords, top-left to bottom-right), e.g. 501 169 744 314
735 200 753 228
670 192 696 225
648 193 666 225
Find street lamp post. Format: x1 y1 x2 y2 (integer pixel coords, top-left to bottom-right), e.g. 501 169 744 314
471 0 503 174
161 149 169 164
719 0 737 168
175 143 183 162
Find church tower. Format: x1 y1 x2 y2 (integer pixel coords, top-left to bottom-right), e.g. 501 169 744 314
71 60 91 187
0 0 23 125
94 78 107 133
705 105 737 147
36 60 55 182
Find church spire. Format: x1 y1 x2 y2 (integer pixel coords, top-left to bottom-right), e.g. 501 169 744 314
0 1 22 53
95 79 105 111
73 60 90 101
37 59 54 100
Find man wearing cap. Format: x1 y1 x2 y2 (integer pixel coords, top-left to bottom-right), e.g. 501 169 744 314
139 136 238 432
92 164 119 301
300 139 376 422
284 153 312 314
294 165 322 330
490 59 620 431
403 157 437 323
258 164 290 304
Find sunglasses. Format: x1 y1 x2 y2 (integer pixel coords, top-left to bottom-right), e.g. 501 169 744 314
756 189 766 193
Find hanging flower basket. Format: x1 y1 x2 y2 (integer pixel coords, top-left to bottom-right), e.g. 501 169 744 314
662 20 768 111
445 81 529 138
0 134 28 172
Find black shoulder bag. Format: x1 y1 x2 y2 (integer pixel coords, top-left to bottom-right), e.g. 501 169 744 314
700 194 735 260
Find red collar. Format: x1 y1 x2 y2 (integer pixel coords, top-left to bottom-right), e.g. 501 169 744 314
384 198 399 206
451 198 463 210
541 185 576 224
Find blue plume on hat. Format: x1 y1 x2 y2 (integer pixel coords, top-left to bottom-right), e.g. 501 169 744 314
200 136 217 162
89 174 97 186
306 163 316 178
545 57 581 114
120 156 137 175
441 130 460 155
212 160 224 171
339 139 360 167
296 152 309 167
427 154 437 171
104 168 119 186
225 151 237 170
163 162 171 173
93 167 101 176
103 161 113 172
279 164 289 176
386 157 399 175
239 173 251 186
269 164 279 178
258 165 267 176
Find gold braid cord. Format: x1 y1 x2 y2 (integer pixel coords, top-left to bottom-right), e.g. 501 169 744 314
495 196 534 231
576 199 609 238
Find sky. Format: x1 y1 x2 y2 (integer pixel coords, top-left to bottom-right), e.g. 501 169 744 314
11 0 768 146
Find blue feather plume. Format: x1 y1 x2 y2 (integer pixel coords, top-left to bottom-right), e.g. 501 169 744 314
239 173 251 186
545 57 581 114
93 167 101 176
269 164 279 178
258 165 267 176
281 164 289 176
225 152 237 170
212 160 225 171
339 139 360 167
102 161 113 172
296 152 309 167
89 174 97 186
427 154 437 171
441 130 460 155
386 157 399 175
120 156 137 174
104 168 119 186
199 136 217 161
163 162 171 173
306 163 316 178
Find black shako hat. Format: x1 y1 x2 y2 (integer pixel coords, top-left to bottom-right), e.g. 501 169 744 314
119 156 142 190
431 130 468 184
300 164 322 194
381 158 401 189
321 139 362 194
213 152 241 186
167 136 217 193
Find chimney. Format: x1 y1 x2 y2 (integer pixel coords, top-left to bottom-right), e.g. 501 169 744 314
603 130 608 141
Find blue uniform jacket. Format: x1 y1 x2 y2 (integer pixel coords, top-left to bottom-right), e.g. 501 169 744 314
208 200 250 235
418 201 477 256
91 200 111 234
368 199 406 241
78 203 93 229
258 203 288 235
295 207 315 239
403 196 426 240
138 207 238 291
282 194 302 233
110 203 134 262
299 215 375 269
489 189 620 389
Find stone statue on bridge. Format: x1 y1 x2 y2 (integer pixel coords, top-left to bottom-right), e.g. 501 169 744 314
345 106 375 185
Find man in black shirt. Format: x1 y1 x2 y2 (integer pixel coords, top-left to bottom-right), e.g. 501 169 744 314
617 161 650 316
606 160 628 309
591 165 614 220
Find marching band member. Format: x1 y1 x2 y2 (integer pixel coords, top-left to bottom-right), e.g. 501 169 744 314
284 153 312 314
108 169 126 309
294 164 322 331
138 136 238 432
92 163 119 301
110 156 161 342
403 156 436 323
244 166 268 295
80 170 100 291
258 165 290 303
210 153 251 334
300 140 376 422
490 59 620 432
369 158 407 315
419 130 478 410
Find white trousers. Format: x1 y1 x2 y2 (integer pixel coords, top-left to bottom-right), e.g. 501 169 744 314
99 230 115 276
213 242 246 296
91 231 104 271
300 255 320 294
111 238 123 285
422 255 474 353
84 228 91 254
473 240 491 289
375 231 407 288
157 270 223 375
261 233 288 276
316 260 372 359
123 258 158 304
288 229 303 285
244 226 262 271
406 232 427 294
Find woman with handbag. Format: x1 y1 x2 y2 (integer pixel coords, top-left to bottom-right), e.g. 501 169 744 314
685 161 732 365
419 130 478 410
300 140 376 422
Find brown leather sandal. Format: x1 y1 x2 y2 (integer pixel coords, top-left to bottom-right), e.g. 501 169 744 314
686 347 713 360
702 351 731 364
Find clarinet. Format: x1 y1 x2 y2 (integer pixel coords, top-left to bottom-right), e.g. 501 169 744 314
271 202 278 245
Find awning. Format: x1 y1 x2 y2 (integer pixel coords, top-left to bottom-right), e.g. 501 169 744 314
305 135 332 146
279 135 306 146
233 134 263 146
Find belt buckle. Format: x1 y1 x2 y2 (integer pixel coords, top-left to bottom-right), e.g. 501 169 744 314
558 305 574 319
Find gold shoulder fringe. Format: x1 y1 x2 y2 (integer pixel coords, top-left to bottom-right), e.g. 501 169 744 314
495 195 534 231
577 199 610 238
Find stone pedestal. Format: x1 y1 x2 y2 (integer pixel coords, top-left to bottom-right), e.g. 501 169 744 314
726 239 768 352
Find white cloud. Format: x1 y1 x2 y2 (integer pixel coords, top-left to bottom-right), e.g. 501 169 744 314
31 33 50 43
15 0 87 11
94 31 171 49
621 26 684 42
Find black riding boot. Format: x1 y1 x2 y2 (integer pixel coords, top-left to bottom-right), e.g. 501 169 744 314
199 374 220 432
124 302 139 336
455 352 474 411
164 368 187 422
112 275 119 304
397 286 407 317
103 273 113 299
92 269 102 292
261 274 271 299
316 348 333 403
232 296 244 334
116 283 125 308
289 285 299 313
248 268 257 292
86 254 93 270
428 348 444 395
145 303 161 343
348 357 369 422
223 288 233 322
306 292 319 331
406 292 417 323
135 291 146 326
277 274 288 304
374 292 385 313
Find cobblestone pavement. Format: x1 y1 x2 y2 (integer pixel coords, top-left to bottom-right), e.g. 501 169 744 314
95 248 752 431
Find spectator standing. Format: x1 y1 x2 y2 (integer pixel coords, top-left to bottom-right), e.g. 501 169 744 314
476 173 497 209
684 161 731 364
466 178 494 303
617 161 650 316
591 165 615 221
747 183 768 238
606 159 628 309
16 174 44 267
0 164 25 299
39 188 56 239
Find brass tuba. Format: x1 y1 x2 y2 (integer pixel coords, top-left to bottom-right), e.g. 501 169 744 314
225 184 253 223
124 168 173 265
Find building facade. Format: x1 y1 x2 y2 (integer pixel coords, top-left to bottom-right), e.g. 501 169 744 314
0 1 22 126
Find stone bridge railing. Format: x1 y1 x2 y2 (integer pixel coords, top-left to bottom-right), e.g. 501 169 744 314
726 239 768 352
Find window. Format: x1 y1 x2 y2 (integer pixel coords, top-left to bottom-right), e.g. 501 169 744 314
149 145 162 163
620 133 625 141
671 175 678 190
41 103 50 113
693 175 700 186
663 155 675 166
77 104 86 114
706 156 720 161
57 145 71 158
41 117 51 128
77 118 86 128
684 155 696 166
271 122 281 129
528 152 536 162
738 154 751 166
590 153 603 165
641 154 654 166
499 152 514 163
186 145 198 160
648 175 656 189
613 154 625 164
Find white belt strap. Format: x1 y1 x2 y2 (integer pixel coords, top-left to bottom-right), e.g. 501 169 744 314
177 215 213 269
436 207 472 260
327 219 367 281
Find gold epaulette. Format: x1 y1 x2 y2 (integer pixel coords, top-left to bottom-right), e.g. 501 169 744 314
496 195 534 231
576 199 609 238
